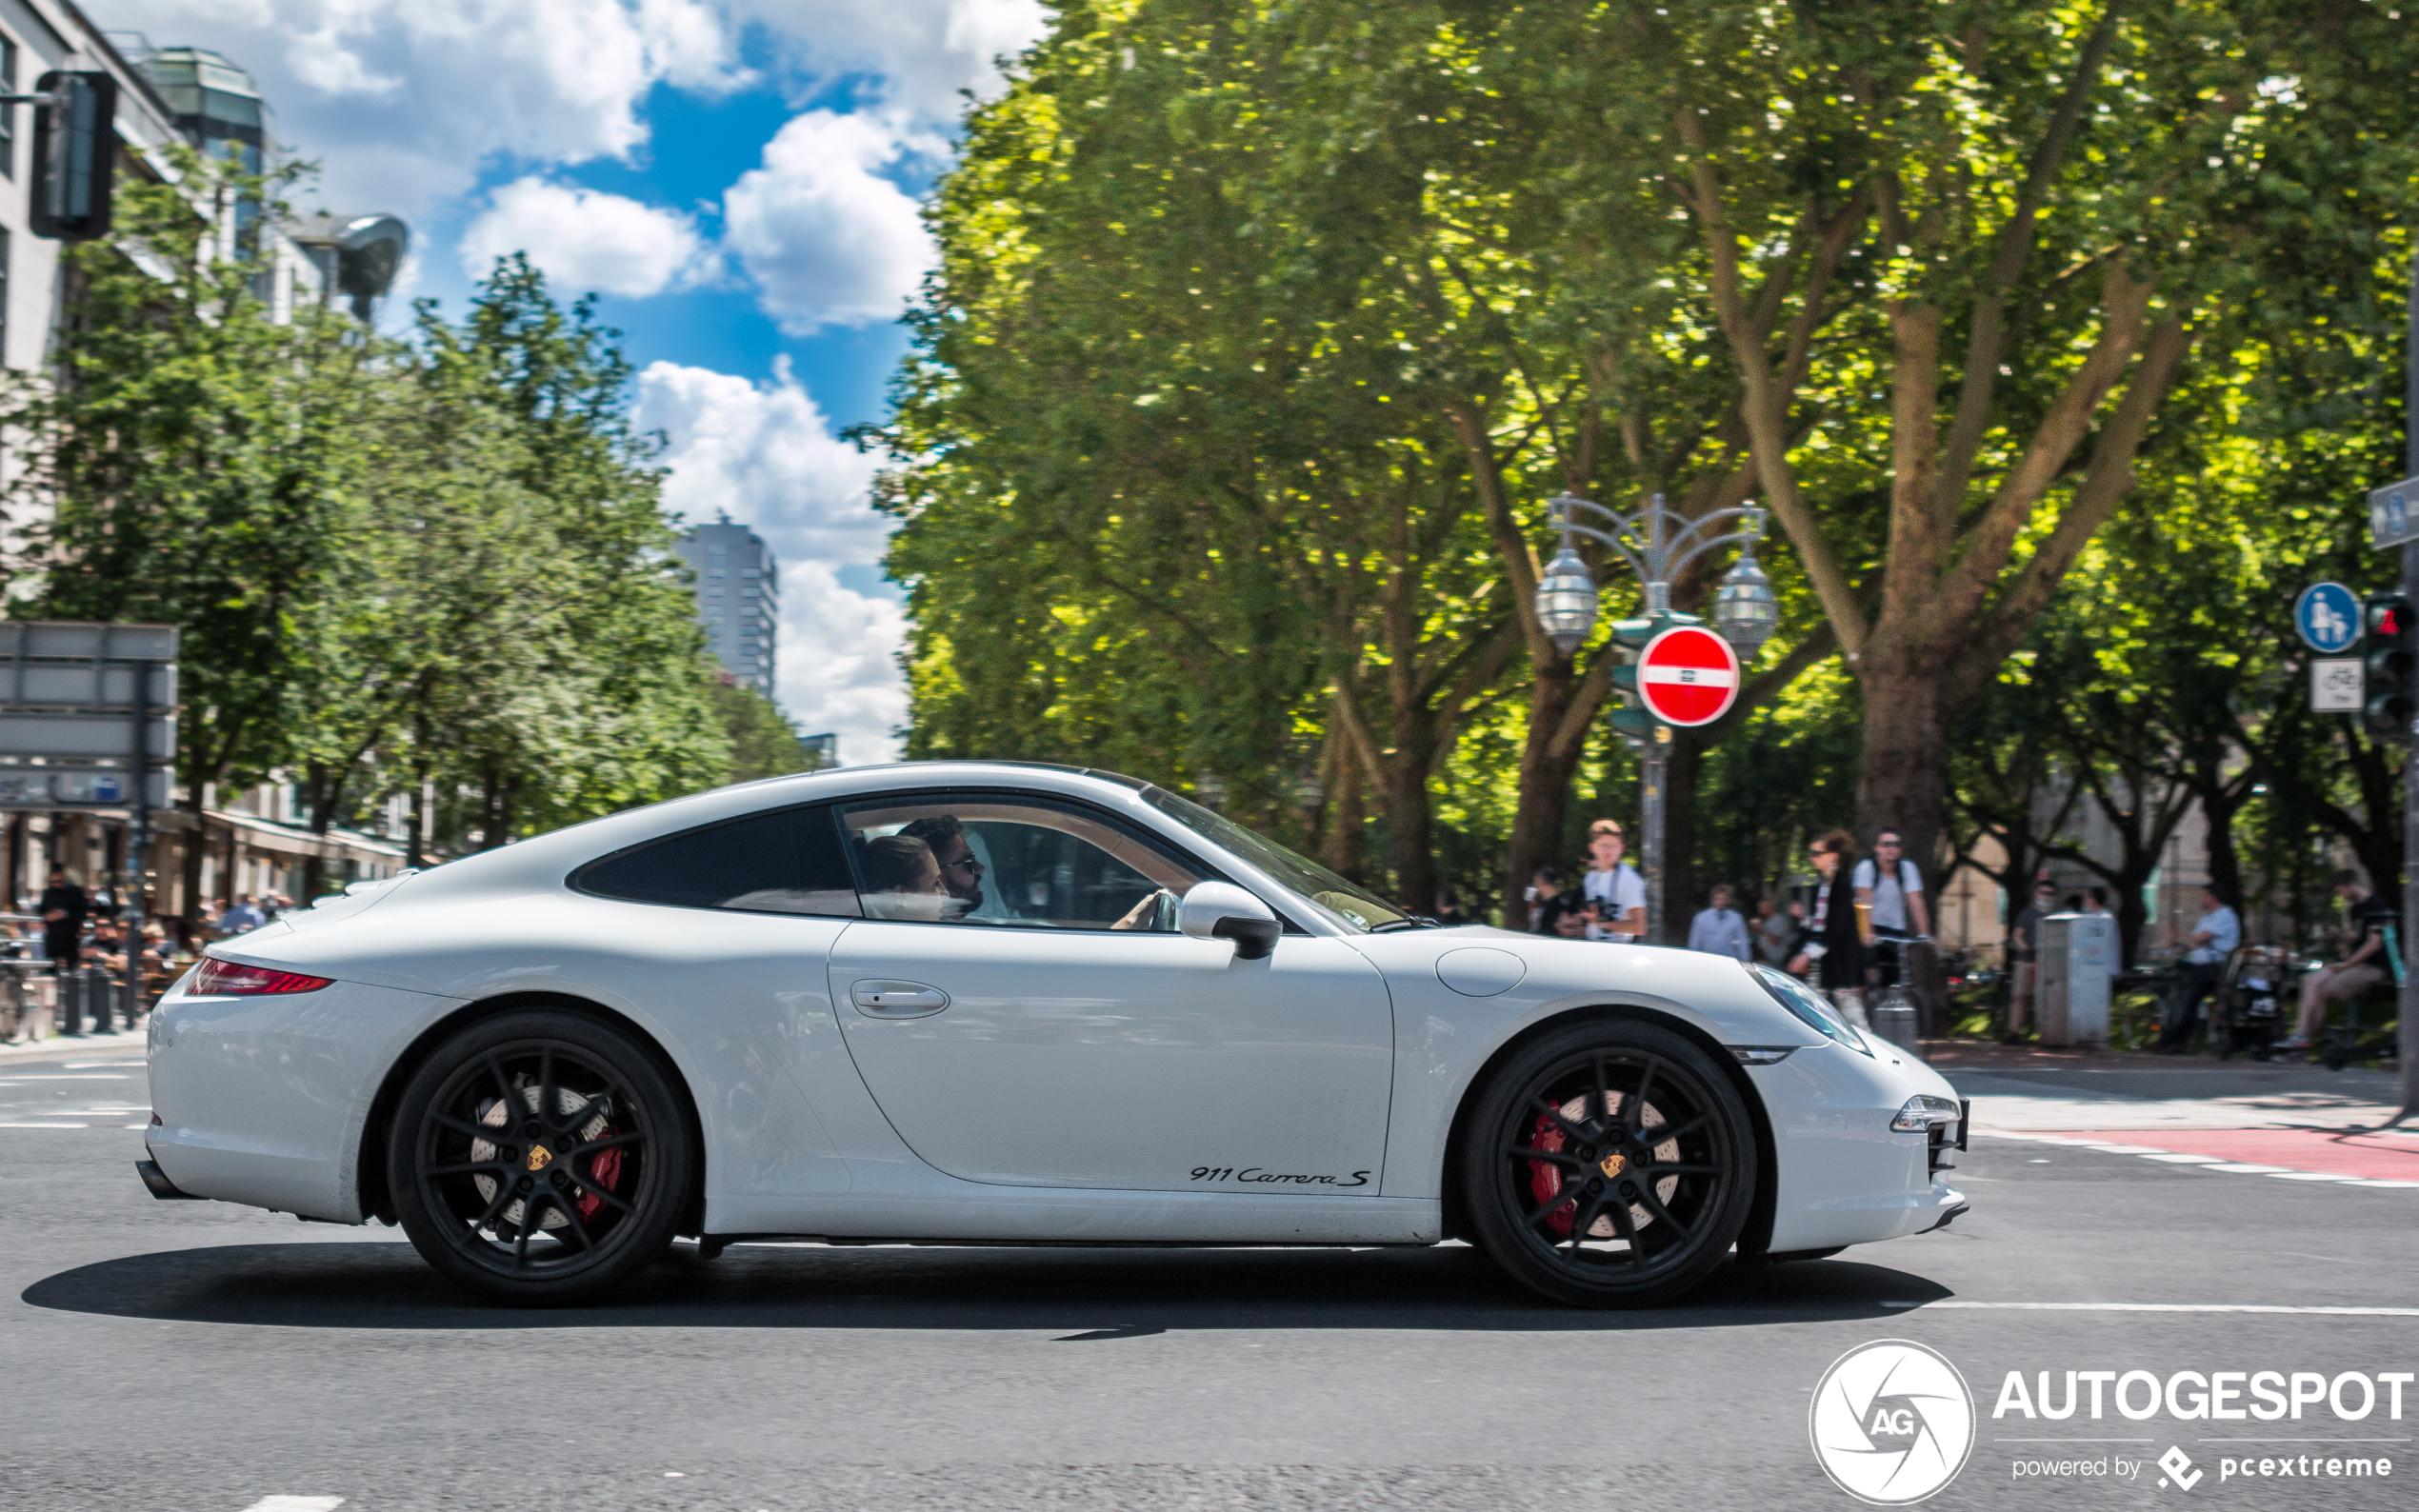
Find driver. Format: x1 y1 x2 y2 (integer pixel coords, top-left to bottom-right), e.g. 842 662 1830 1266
901 814 985 914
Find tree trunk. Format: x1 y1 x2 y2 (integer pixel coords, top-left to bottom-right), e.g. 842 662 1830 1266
1317 732 1368 882
1855 668 1947 884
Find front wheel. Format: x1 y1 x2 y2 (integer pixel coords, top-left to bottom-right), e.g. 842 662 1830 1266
1460 1019 1757 1308
389 1009 693 1305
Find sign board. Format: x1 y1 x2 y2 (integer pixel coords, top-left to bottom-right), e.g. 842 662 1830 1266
2312 657 2363 712
0 622 177 810
2294 582 2360 653
1636 625 1741 726
2372 478 2419 549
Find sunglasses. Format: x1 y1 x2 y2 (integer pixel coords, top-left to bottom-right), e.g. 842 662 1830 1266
942 856 985 875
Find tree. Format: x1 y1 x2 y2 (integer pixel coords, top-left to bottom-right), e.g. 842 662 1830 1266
714 680 810 785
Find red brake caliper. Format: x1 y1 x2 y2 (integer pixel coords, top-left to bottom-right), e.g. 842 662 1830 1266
578 1130 623 1222
1527 1113 1574 1237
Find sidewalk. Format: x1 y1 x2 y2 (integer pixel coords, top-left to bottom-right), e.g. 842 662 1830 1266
1931 1041 2403 1134
0 1025 147 1063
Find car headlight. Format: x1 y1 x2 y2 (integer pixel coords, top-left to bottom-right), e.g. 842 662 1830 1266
1891 1095 1961 1133
1745 963 1871 1056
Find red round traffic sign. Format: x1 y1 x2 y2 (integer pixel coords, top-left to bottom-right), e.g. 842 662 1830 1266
1636 625 1741 726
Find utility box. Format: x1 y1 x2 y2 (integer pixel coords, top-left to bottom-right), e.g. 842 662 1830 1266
2038 912 2115 1046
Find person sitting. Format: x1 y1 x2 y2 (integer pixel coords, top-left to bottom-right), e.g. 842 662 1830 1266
2274 868 2393 1052
860 835 957 922
901 814 987 915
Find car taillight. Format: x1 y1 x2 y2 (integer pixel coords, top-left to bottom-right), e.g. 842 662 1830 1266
192 957 334 996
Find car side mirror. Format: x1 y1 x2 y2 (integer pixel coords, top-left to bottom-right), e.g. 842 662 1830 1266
1178 880 1281 961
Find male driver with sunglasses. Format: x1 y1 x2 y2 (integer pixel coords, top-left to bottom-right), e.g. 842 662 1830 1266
901 813 986 916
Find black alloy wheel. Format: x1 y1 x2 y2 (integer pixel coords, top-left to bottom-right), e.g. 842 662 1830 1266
1461 1018 1756 1308
390 1008 692 1305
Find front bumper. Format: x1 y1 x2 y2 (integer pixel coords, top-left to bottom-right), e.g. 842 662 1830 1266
1749 1041 1970 1252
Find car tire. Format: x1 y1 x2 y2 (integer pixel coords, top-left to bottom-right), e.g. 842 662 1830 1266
389 1008 692 1305
1460 1018 1757 1308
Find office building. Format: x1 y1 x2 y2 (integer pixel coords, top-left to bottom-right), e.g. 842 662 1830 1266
675 520 779 697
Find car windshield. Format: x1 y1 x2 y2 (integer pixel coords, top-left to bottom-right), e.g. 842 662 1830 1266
1137 786 1409 931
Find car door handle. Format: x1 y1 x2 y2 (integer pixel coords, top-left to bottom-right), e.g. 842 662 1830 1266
850 980 950 1018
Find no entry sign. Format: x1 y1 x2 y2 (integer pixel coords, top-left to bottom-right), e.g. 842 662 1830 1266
1636 624 1741 726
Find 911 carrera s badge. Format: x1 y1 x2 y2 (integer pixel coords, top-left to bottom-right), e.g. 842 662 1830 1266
1598 1152 1627 1180
526 1145 554 1172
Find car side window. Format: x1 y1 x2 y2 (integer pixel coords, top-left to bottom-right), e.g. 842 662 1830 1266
572 804 861 917
838 795 1205 931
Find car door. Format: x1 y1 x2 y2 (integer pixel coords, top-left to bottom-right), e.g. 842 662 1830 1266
826 792 1395 1193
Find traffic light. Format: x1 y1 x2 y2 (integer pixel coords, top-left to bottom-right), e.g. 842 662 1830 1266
1607 610 1697 743
29 71 118 243
2363 590 2415 743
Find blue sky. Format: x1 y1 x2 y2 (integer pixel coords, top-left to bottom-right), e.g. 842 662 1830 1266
101 0 1055 762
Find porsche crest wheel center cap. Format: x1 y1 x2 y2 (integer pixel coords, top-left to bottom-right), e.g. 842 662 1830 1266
526 1144 555 1173
1598 1151 1627 1180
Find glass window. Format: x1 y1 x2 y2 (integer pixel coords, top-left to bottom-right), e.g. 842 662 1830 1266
1137 786 1408 930
839 794 1207 930
572 804 859 917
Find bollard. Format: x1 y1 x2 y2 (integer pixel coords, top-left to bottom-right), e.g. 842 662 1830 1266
1871 985 1922 1057
58 965 83 1035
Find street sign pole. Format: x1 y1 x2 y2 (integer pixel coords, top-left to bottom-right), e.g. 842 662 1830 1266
2402 249 2419 1125
1641 730 1667 943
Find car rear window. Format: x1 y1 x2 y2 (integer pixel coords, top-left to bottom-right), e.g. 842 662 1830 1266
572 804 861 917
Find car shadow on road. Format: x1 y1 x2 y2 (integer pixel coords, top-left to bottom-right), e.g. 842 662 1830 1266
23 1238 1952 1331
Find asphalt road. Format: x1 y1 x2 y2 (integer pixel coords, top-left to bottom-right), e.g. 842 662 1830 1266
3 1043 2414 1512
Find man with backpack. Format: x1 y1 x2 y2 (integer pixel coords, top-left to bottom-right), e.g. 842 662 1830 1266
1853 828 1930 995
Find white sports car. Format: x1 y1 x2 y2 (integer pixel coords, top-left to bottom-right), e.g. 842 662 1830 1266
138 762 1968 1306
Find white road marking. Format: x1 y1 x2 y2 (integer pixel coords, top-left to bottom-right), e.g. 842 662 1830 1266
235 1499 345 1512
0 1122 88 1128
1990 1130 2412 1187
0 1075 131 1082
2140 1152 2220 1163
1886 1301 2419 1317
2201 1163 2292 1173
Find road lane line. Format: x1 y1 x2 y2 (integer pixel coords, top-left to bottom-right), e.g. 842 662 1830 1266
235 1499 345 1512
0 1122 89 1128
1884 1301 2419 1316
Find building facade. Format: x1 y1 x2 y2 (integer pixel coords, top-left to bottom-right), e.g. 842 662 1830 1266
675 521 779 697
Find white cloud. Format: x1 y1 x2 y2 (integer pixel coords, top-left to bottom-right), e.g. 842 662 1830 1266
768 559 909 766
634 360 904 759
720 111 936 332
732 0 1050 128
105 0 744 216
460 177 707 298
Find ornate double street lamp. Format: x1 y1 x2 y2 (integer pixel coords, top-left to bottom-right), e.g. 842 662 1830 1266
1533 492 1779 942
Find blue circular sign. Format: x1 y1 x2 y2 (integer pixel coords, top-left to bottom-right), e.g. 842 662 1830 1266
2295 582 2361 654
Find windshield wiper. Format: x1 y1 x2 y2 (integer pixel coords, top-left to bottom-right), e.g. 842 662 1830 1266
1369 916 1441 932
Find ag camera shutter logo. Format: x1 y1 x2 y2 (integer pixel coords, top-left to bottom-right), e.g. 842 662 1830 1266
1810 1340 1976 1504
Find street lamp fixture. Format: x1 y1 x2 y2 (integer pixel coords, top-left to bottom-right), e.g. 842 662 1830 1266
1534 547 1601 655
1712 545 1780 652
1530 491 1771 944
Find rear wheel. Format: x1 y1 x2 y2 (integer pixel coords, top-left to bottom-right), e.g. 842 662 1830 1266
389 1009 691 1305
1460 1019 1756 1308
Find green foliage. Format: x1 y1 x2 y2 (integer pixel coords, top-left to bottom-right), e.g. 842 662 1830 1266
713 679 812 784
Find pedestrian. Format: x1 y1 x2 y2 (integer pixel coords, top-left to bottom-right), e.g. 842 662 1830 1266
220 894 266 934
1788 830 1869 1028
2156 885 2240 1054
1580 819 1648 942
1751 896 1794 966
1687 884 1751 961
2274 869 2394 1052
2002 878 2055 1044
1852 828 1931 990
1432 893 1468 926
1524 865 1561 933
39 865 87 975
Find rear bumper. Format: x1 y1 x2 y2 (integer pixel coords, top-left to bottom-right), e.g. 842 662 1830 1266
143 976 464 1223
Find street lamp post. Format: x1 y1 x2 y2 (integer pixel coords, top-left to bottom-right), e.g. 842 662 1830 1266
1533 492 1778 942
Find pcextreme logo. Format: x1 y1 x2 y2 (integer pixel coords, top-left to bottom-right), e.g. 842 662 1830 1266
1810 1340 1978 1505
